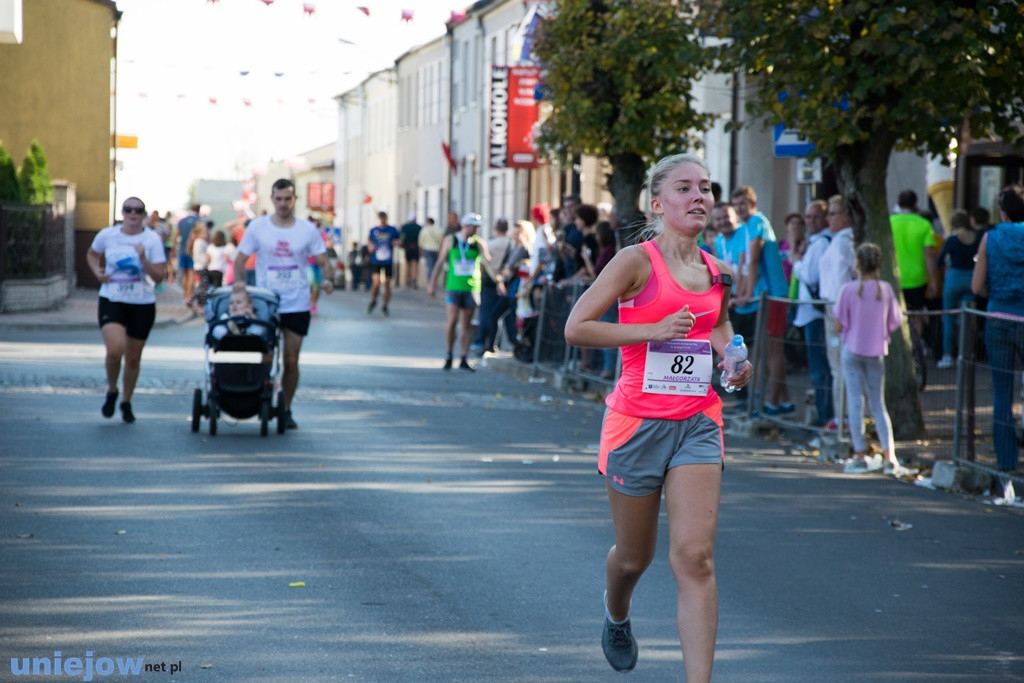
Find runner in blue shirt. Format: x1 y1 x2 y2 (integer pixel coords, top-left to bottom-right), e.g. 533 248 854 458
366 211 401 317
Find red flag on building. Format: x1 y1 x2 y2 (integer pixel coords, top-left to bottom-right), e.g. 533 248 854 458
356 6 370 16
303 3 315 15
449 10 466 24
401 9 413 22
441 141 458 175
362 193 373 205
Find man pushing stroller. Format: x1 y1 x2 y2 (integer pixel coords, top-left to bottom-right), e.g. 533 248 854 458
232 178 333 430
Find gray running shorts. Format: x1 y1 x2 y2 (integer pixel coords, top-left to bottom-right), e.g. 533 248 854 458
599 406 724 496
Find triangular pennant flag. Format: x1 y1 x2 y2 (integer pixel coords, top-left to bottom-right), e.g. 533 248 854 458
401 9 413 22
441 141 457 175
303 3 315 15
356 6 369 16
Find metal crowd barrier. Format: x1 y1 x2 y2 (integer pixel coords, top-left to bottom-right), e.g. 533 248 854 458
748 294 1023 482
524 280 619 389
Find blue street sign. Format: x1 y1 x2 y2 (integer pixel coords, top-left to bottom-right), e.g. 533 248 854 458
773 124 815 158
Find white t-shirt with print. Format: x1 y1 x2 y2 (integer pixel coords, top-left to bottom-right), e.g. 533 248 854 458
192 238 210 270
207 243 233 274
238 215 326 313
90 226 166 305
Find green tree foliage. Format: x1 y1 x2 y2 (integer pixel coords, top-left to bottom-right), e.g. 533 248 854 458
532 0 714 241
702 1 1024 438
18 139 54 205
0 142 24 203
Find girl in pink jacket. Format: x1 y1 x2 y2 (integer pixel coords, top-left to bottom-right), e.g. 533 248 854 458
835 242 905 475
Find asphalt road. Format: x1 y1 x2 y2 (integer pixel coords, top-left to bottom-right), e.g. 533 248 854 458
1 288 1022 682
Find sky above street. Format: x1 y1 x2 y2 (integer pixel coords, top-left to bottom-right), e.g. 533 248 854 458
115 0 464 213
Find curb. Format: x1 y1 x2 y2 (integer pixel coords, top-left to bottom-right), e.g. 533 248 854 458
0 311 197 332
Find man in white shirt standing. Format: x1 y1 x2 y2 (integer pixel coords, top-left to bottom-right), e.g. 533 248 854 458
817 194 857 431
790 199 834 427
233 178 333 430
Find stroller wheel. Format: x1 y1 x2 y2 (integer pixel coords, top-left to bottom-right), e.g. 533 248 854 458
209 398 218 436
191 389 202 433
276 390 287 434
260 400 270 437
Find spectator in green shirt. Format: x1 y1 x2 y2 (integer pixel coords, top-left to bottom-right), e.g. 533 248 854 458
889 189 940 342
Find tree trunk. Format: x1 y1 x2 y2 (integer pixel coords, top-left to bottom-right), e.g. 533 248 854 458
834 138 925 440
607 152 647 246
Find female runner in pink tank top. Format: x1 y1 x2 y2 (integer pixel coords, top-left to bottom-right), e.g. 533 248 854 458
565 153 752 680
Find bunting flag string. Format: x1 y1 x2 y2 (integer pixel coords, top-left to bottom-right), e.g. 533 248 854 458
126 90 336 112
203 0 437 23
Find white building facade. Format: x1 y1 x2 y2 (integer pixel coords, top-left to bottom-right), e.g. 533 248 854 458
320 2 939 249
395 35 448 228
335 67 399 245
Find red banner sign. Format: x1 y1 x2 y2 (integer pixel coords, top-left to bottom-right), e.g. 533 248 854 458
306 182 335 211
489 65 540 169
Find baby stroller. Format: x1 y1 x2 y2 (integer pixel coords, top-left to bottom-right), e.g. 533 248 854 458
191 286 285 436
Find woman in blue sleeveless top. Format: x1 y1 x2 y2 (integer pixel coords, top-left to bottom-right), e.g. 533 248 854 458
972 185 1024 475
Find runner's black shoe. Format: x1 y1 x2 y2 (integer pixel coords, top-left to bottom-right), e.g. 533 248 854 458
459 359 475 372
443 354 453 370
102 391 118 418
382 305 389 317
602 617 638 672
120 401 135 424
285 411 299 429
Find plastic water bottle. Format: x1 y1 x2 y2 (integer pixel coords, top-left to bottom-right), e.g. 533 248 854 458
720 334 747 393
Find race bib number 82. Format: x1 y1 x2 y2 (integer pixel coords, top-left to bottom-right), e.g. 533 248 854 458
643 339 712 396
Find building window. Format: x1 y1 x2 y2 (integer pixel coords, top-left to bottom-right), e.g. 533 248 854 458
462 39 470 107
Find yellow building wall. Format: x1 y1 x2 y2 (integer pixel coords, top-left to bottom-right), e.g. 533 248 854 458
0 0 117 234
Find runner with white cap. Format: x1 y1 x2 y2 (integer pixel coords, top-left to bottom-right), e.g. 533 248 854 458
427 213 505 371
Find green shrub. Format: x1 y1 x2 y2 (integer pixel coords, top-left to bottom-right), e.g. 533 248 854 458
0 142 23 203
18 139 53 205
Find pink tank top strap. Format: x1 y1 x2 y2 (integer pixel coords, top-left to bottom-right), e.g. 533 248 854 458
700 247 721 279
626 242 662 308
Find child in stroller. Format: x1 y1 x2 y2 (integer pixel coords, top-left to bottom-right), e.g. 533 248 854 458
210 289 271 347
192 286 285 436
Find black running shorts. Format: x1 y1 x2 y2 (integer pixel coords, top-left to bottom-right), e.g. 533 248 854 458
97 297 156 341
279 311 311 336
